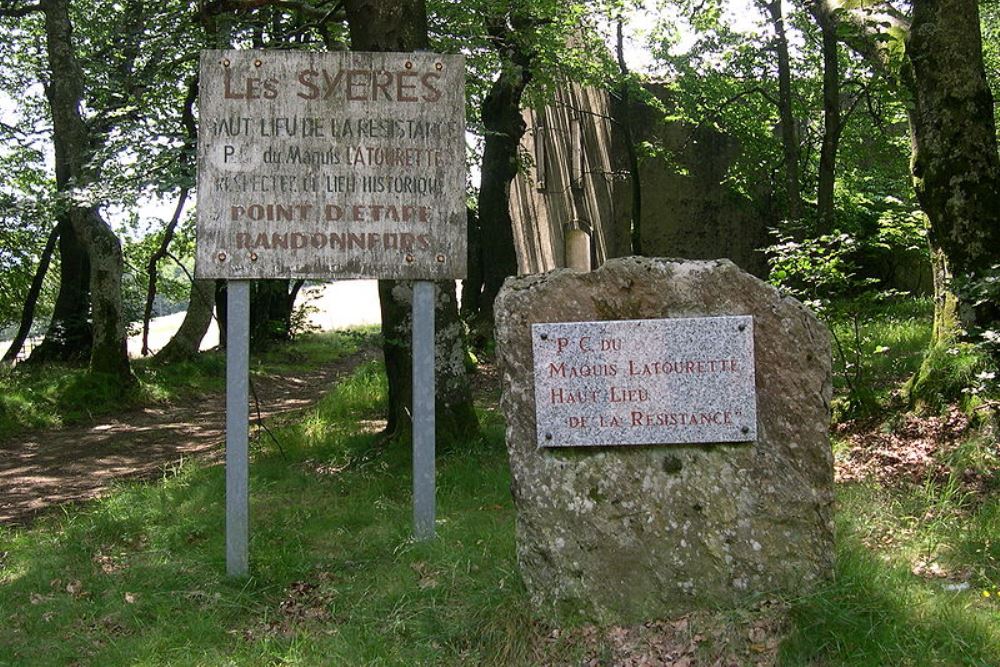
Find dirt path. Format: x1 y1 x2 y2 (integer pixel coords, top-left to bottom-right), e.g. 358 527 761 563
0 347 378 526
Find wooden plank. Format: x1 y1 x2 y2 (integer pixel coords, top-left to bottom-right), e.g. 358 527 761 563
195 50 467 281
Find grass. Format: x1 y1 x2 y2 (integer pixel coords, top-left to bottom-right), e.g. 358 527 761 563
2 304 999 664
827 297 933 418
0 361 540 666
0 329 369 441
780 483 1000 666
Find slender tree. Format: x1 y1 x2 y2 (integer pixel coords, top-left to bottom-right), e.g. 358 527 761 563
40 0 132 382
763 0 802 223
811 0 839 234
467 9 535 340
1 226 58 364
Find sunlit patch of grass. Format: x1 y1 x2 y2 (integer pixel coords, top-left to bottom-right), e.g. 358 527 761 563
827 297 933 418
0 329 369 442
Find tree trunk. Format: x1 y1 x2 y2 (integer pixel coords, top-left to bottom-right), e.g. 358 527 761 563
616 19 642 255
141 189 190 356
28 216 92 363
142 76 197 356
2 225 58 364
153 279 215 364
765 0 802 223
459 207 482 319
815 2 839 235
346 0 479 442
898 0 1000 405
903 0 1000 337
470 20 533 340
378 280 478 441
250 280 294 350
41 0 132 383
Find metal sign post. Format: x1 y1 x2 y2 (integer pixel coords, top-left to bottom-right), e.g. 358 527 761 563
411 280 436 540
196 50 467 574
225 280 250 576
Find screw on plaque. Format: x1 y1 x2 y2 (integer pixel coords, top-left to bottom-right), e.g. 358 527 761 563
435 254 445 263
405 254 414 263
540 333 549 340
405 60 413 69
435 61 443 71
222 59 231 67
738 323 746 332
741 426 750 434
545 433 553 441
254 58 262 68
217 252 227 262
249 252 258 262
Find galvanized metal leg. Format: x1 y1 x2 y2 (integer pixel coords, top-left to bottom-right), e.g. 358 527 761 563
226 280 250 576
412 280 436 540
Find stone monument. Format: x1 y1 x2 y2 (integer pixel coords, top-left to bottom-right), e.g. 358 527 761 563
494 257 834 623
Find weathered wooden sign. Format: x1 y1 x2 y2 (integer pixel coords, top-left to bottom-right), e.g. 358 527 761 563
531 316 757 447
195 49 466 280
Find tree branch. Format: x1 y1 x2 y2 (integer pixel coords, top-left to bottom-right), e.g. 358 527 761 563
0 2 42 17
204 0 345 22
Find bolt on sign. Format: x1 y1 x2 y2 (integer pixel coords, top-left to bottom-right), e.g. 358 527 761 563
195 50 467 281
531 316 757 447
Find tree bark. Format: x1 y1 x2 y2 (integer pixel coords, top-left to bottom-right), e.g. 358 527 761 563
886 0 1000 405
153 279 215 363
28 216 92 363
814 1 839 234
215 280 228 348
902 0 1000 338
470 16 533 340
41 0 132 383
378 280 478 441
249 280 295 350
616 19 642 255
142 76 198 356
765 0 802 223
2 225 58 364
345 0 478 442
459 206 482 319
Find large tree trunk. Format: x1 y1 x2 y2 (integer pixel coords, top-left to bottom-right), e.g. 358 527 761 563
28 216 92 363
153 279 215 364
41 0 132 383
899 0 1000 404
470 21 533 339
814 1 839 234
345 0 478 442
2 225 59 364
903 0 1000 337
765 0 802 223
378 281 478 440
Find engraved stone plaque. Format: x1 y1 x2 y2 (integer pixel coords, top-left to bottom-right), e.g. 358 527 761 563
531 316 756 447
195 49 466 280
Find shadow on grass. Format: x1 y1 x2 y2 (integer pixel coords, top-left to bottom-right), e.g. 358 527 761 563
0 364 535 666
781 487 1000 666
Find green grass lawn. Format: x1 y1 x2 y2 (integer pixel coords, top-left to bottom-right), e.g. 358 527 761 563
0 362 539 666
2 307 999 665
